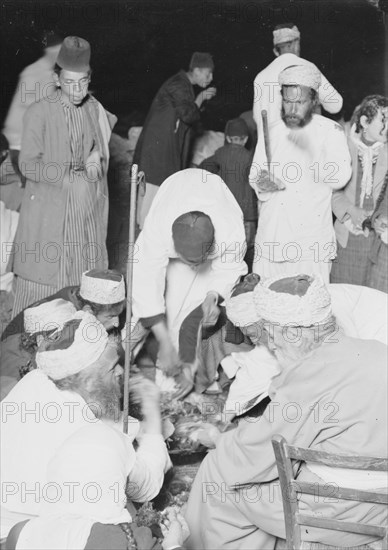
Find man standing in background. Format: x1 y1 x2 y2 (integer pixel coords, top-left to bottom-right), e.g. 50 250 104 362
253 23 342 136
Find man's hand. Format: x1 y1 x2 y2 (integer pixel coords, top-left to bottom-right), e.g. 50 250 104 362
129 375 160 408
129 375 162 434
195 87 217 108
161 507 190 550
255 170 286 193
194 423 222 449
202 291 220 326
85 150 102 181
348 205 369 229
157 339 181 377
373 215 388 235
173 364 194 400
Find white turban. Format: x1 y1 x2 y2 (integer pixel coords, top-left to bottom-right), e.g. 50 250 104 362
36 311 109 380
24 299 77 334
252 274 332 327
225 292 261 327
273 25 300 46
79 269 125 305
279 63 322 92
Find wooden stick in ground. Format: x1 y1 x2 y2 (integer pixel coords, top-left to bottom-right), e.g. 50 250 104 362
123 163 139 434
261 109 272 166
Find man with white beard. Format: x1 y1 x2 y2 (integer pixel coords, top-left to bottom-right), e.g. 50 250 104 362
249 64 352 283
0 310 171 549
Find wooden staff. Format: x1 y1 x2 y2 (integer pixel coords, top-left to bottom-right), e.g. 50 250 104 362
123 163 140 434
261 109 272 166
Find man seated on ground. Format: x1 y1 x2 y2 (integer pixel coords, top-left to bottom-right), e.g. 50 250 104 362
183 273 388 411
0 299 77 400
185 274 388 549
0 269 126 398
131 167 247 398
1 310 171 547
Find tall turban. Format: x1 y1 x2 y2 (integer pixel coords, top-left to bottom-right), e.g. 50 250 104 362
279 64 322 92
253 274 332 327
36 311 109 380
225 273 261 326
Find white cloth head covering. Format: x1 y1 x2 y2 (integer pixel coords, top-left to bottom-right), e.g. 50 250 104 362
278 63 322 91
36 310 109 380
79 269 125 305
252 274 332 327
273 25 300 46
225 292 261 327
24 299 77 334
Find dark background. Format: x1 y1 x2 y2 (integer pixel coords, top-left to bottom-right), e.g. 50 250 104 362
1 0 387 133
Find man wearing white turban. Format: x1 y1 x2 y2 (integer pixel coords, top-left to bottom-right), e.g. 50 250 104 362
0 268 126 400
252 22 343 136
250 64 351 282
184 274 388 549
0 310 171 548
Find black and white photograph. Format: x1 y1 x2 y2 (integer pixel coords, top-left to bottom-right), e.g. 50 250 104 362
0 1 387 548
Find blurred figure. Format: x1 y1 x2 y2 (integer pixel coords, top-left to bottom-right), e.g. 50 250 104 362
3 31 63 180
200 117 257 270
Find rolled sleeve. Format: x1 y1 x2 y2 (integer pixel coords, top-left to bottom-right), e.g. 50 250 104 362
127 434 171 502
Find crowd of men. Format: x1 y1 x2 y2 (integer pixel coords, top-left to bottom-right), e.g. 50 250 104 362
0 21 387 550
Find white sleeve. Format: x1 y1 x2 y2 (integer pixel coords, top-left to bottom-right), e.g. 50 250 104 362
127 434 171 502
132 218 170 320
318 73 343 114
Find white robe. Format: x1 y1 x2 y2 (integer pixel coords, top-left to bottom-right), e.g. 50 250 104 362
222 283 388 419
0 370 170 541
132 168 248 349
250 115 351 281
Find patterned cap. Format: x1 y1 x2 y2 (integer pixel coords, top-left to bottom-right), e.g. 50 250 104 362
79 269 126 305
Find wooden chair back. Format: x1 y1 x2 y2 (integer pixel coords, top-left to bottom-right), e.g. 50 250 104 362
272 435 388 550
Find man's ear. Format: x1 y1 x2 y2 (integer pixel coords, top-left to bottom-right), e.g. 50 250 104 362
359 115 369 131
53 72 60 88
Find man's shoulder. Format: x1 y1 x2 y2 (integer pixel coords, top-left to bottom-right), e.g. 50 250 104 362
312 114 345 135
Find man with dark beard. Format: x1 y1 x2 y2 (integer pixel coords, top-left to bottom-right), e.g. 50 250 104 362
249 64 351 283
0 310 172 548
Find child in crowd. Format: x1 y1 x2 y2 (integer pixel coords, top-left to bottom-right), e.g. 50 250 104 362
200 117 257 269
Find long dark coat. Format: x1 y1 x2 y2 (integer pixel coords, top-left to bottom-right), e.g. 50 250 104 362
134 71 200 186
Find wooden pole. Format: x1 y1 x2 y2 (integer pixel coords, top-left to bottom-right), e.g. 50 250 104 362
123 163 139 434
261 109 271 166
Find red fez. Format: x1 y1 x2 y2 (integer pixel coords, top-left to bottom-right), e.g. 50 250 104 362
57 36 91 72
172 211 215 264
225 117 249 138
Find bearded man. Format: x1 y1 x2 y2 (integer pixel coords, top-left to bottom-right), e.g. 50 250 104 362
250 64 352 282
184 274 387 549
0 310 171 547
